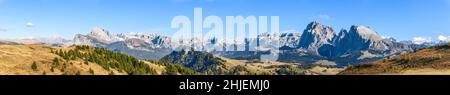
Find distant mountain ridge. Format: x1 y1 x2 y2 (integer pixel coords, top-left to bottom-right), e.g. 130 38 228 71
69 27 173 60
2 21 431 66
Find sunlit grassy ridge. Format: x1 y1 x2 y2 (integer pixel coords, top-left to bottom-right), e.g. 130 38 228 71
339 43 450 75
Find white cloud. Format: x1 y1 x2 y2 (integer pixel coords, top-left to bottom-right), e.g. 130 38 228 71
381 36 392 39
412 37 432 44
309 14 331 20
438 35 450 42
281 30 299 33
318 14 330 20
25 22 35 27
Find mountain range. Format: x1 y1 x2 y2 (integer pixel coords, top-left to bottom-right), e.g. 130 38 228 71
1 21 433 67
277 21 417 66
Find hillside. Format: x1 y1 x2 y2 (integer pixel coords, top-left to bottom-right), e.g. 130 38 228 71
0 45 111 75
0 44 197 75
0 44 343 75
339 43 450 75
160 49 343 75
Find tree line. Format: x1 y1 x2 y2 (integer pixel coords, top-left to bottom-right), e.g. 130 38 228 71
53 45 157 75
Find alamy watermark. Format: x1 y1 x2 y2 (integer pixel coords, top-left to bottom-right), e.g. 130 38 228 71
171 8 280 61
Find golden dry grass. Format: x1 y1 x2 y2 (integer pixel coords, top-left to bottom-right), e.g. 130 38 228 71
306 66 345 75
339 45 450 75
0 45 128 75
0 44 176 75
0 44 344 75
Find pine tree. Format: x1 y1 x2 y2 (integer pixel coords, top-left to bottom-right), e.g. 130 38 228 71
31 61 38 71
84 60 89 65
347 64 354 70
75 71 81 75
52 58 60 66
63 63 67 69
109 71 115 75
50 67 54 72
406 54 412 63
89 68 94 75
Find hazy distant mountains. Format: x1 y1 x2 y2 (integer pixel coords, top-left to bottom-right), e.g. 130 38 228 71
70 27 173 60
1 21 433 66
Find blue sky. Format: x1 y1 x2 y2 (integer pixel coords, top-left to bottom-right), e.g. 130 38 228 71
0 0 449 41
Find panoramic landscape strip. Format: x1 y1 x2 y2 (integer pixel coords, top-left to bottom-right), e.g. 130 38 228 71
0 0 449 75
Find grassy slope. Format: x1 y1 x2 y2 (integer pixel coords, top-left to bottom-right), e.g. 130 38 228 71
339 44 450 75
0 45 116 75
0 44 344 75
0 44 196 75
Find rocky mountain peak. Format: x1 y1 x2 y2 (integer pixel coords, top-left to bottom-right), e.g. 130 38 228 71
299 21 336 55
90 27 111 38
349 25 383 41
86 27 124 44
305 21 335 40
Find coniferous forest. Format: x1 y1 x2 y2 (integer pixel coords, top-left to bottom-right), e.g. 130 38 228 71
54 45 157 75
